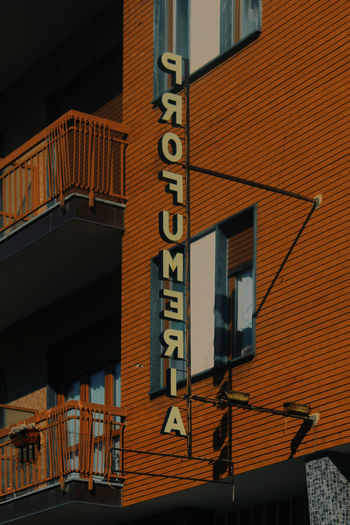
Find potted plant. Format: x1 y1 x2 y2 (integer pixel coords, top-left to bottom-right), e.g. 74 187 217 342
9 423 40 448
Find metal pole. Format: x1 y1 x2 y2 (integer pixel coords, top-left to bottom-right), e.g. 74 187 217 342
255 200 317 317
191 394 315 422
184 58 192 458
114 468 234 486
188 164 317 205
112 446 234 466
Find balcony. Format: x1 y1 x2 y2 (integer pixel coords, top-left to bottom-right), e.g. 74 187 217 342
0 111 129 330
0 401 126 523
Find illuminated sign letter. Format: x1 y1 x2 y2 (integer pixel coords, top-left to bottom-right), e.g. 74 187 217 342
161 328 184 359
160 132 182 163
162 289 184 321
161 250 183 282
160 52 183 85
162 406 186 436
160 93 183 125
159 210 183 242
160 170 184 205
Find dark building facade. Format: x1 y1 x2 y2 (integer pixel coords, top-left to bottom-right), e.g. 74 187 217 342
0 1 349 524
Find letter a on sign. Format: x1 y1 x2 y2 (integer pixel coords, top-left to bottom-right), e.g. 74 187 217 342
162 406 186 436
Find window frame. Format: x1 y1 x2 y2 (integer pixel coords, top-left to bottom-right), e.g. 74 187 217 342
150 204 257 396
57 363 121 408
153 0 262 100
228 264 254 360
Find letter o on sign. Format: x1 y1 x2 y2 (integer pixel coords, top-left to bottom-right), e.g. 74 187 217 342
160 132 182 163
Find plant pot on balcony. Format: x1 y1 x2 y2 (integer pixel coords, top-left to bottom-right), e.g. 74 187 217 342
9 424 40 448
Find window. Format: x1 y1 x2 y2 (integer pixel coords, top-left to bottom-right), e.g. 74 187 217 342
154 0 262 97
49 315 121 408
150 207 256 392
60 364 121 407
60 364 121 473
226 221 254 359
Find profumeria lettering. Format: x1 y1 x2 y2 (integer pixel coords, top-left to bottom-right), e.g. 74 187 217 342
157 52 186 436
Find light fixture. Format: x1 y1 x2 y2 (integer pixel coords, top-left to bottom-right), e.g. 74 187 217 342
192 394 318 424
217 390 250 405
283 402 311 417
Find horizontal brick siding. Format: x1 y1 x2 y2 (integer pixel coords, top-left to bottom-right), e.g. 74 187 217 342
117 0 350 506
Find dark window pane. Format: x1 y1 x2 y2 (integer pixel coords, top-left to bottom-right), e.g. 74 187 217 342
154 0 169 98
220 0 235 53
240 0 260 39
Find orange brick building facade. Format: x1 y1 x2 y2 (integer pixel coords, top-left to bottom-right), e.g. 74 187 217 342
0 1 349 524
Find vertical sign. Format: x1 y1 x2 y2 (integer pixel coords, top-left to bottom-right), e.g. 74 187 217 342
158 53 187 437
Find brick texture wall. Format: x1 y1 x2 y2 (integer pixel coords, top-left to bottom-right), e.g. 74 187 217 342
118 0 350 506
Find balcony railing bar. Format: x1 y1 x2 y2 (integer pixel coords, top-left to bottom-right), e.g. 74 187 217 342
0 404 38 415
0 400 125 500
0 111 129 236
0 111 128 171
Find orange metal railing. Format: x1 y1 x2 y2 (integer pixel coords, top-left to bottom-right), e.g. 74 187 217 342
0 401 126 499
0 110 129 235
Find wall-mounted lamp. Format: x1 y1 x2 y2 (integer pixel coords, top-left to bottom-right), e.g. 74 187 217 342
217 390 250 405
283 402 311 417
192 394 318 426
